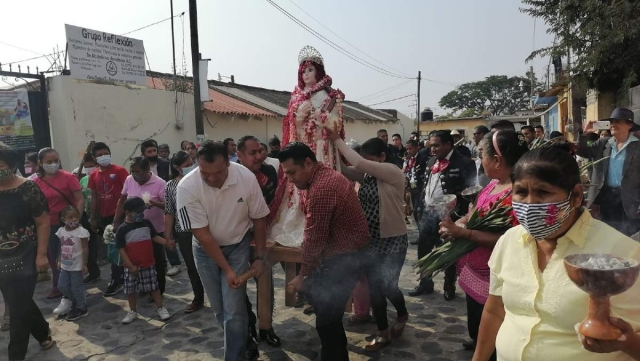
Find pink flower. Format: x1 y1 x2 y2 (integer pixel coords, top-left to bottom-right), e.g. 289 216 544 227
547 204 559 215
545 214 557 226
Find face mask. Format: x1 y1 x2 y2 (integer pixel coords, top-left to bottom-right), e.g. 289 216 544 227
146 156 158 163
43 163 60 175
132 173 148 183
96 155 111 167
24 166 32 175
0 168 14 182
83 167 96 174
65 220 80 229
181 165 197 175
512 193 573 240
132 213 145 223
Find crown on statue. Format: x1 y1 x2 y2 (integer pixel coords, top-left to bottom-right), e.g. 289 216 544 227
298 45 324 65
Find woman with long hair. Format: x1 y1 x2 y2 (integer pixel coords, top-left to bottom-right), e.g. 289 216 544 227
164 151 204 313
439 130 528 358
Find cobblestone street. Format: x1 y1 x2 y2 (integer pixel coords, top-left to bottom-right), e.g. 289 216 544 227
0 224 472 361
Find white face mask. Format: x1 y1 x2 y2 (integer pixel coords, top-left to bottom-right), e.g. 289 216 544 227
83 167 96 174
96 155 111 167
42 163 60 175
181 165 197 175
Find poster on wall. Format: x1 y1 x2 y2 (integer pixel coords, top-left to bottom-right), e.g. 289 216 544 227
65 24 147 86
0 89 35 150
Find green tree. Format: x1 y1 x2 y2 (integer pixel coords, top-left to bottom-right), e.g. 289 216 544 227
521 0 640 95
438 75 533 116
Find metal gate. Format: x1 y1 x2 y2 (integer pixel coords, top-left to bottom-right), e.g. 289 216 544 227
0 66 51 174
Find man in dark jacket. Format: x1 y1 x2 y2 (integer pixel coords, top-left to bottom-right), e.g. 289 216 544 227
409 131 476 300
577 107 640 236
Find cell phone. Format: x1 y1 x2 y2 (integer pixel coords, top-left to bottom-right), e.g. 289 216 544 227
593 121 610 130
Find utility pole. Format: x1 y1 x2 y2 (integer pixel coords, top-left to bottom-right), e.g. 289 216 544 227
416 71 421 137
170 0 177 97
189 0 204 140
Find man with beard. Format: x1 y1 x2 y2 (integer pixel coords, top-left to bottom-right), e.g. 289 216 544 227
236 136 281 360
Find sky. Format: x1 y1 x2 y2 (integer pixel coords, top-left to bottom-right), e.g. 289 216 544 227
0 0 552 119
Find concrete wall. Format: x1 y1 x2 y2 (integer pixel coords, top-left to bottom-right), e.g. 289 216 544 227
586 90 616 122
48 76 196 169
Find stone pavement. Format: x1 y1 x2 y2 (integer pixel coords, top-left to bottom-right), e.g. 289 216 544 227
0 224 473 361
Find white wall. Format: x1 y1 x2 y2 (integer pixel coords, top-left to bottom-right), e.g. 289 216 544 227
48 76 196 169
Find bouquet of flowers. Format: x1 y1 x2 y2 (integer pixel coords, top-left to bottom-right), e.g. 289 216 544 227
415 192 517 280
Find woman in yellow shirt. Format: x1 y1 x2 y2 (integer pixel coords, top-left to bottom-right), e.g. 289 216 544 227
473 145 640 361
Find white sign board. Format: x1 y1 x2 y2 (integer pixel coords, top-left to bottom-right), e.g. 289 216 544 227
65 24 146 86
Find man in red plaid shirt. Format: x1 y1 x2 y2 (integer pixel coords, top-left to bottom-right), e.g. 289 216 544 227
278 142 369 361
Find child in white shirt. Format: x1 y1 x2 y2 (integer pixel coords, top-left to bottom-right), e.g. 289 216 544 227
55 206 90 321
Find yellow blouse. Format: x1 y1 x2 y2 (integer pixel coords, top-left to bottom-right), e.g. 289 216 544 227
488 210 640 361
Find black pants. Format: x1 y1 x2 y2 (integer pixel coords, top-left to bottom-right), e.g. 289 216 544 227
0 271 50 360
410 187 423 223
310 250 363 361
417 209 456 289
466 294 496 361
365 248 408 331
174 232 204 304
152 237 168 294
599 186 640 236
84 220 101 279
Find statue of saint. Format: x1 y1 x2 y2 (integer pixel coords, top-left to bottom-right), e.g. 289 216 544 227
268 46 345 247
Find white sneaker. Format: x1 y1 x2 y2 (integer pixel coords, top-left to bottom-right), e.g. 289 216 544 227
157 307 171 321
53 298 73 315
166 265 181 276
122 310 138 324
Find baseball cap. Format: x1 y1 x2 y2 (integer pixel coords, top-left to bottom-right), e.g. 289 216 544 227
124 197 147 213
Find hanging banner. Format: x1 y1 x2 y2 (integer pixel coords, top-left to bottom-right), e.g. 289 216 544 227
0 89 35 150
65 24 147 86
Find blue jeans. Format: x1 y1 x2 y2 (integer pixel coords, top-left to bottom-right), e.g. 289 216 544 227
194 233 250 361
165 245 182 266
58 270 86 309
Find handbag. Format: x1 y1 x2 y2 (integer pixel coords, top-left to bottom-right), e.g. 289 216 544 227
39 177 88 223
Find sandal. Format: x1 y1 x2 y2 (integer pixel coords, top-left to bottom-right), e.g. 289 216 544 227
346 314 371 326
364 336 391 351
39 329 55 350
390 315 408 339
302 304 314 315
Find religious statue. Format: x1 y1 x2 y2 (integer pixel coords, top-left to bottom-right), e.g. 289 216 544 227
268 45 345 247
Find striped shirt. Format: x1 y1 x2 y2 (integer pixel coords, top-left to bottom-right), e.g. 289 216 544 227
164 179 186 233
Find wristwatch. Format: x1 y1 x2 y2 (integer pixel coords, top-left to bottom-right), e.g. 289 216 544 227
256 256 267 263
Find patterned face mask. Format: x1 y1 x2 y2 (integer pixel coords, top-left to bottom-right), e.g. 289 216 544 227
65 220 80 229
512 193 573 240
43 163 60 175
0 168 13 182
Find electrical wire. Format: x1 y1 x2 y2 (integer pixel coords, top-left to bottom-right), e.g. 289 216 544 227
355 79 414 102
285 0 413 78
0 41 43 56
1 53 58 67
122 12 186 36
265 0 414 79
367 94 415 107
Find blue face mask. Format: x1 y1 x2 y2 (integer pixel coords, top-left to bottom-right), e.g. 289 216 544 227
131 212 145 223
181 165 197 175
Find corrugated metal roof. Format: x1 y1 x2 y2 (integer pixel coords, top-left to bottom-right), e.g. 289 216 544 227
146 76 275 117
209 80 398 122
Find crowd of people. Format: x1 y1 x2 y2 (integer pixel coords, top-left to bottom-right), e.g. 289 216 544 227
1 108 640 361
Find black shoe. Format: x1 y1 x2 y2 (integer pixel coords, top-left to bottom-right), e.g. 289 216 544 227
103 282 123 297
444 289 456 301
66 308 89 321
83 274 100 284
259 327 281 347
294 292 305 308
462 340 476 350
408 285 434 297
246 336 259 361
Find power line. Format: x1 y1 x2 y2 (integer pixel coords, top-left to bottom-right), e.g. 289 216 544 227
355 79 414 102
367 94 415 107
265 0 414 79
285 0 413 78
1 52 60 67
0 41 43 56
122 11 186 36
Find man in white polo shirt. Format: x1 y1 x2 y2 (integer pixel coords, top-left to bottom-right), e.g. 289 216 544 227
176 141 269 361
